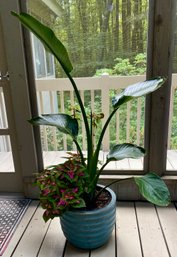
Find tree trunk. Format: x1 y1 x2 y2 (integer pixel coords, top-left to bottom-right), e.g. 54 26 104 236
113 0 119 54
132 0 144 54
99 0 113 64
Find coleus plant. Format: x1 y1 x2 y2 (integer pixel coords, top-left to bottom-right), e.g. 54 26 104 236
12 12 170 220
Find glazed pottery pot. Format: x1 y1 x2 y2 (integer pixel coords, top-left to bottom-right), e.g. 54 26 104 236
60 186 116 249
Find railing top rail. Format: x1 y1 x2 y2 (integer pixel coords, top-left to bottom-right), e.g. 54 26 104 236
35 74 177 92
35 74 146 91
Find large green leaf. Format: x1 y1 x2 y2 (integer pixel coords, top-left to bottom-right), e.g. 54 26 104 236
29 114 78 138
12 12 73 74
134 173 171 206
112 77 165 109
107 143 145 162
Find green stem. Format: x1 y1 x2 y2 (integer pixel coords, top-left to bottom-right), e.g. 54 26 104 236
88 160 110 190
91 108 118 179
73 139 85 166
95 176 133 200
67 73 92 168
90 110 94 152
100 161 109 172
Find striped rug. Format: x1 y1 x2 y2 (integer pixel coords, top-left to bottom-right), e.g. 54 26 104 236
0 199 31 255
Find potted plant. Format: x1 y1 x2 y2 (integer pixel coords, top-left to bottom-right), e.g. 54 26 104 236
12 12 170 250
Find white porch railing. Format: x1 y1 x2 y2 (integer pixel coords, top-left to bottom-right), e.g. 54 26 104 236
35 74 177 152
0 74 177 152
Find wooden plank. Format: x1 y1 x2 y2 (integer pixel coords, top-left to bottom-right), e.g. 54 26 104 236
3 201 177 257
1 150 176 175
157 203 177 257
116 202 142 257
1 152 14 172
116 158 130 170
166 151 174 170
128 157 143 170
3 200 39 257
166 150 177 170
103 152 130 170
12 205 50 257
43 151 67 167
64 242 90 257
0 152 14 172
38 218 66 257
90 228 116 257
136 202 169 257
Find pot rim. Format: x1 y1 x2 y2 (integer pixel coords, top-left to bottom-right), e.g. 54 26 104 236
63 184 116 215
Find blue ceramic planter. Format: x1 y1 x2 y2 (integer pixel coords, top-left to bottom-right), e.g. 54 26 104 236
60 186 116 249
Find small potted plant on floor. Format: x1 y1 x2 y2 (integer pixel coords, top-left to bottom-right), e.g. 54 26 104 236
12 12 170 250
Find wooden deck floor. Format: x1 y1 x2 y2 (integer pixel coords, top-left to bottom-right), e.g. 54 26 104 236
3 201 177 257
1 150 177 172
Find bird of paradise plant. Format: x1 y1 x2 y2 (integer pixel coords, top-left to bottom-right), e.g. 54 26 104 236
12 12 170 221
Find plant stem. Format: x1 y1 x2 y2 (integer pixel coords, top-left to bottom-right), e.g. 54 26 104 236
95 176 133 200
89 161 110 189
91 108 118 180
67 73 92 168
73 138 85 166
99 161 109 172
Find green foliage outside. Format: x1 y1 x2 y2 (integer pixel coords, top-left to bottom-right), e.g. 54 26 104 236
51 0 148 78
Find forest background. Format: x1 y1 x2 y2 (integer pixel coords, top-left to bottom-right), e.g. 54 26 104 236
33 0 177 150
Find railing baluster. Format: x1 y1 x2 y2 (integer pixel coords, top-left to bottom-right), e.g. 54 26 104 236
168 84 175 148
70 90 76 150
101 75 110 151
0 89 7 129
80 90 86 150
0 90 11 151
116 110 120 144
91 90 94 111
49 91 57 150
136 98 141 145
91 90 96 149
39 91 48 151
126 102 131 142
60 91 67 150
116 88 121 144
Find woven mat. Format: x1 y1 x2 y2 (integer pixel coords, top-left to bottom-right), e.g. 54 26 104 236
0 199 31 255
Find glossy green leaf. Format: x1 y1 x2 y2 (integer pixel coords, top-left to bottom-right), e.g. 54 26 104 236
12 12 73 73
134 173 171 206
112 77 165 109
29 114 78 138
71 198 86 208
107 143 145 162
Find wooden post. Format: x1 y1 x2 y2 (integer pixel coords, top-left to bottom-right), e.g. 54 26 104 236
144 0 176 174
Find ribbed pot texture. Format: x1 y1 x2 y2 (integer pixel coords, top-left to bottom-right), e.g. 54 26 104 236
60 186 116 249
